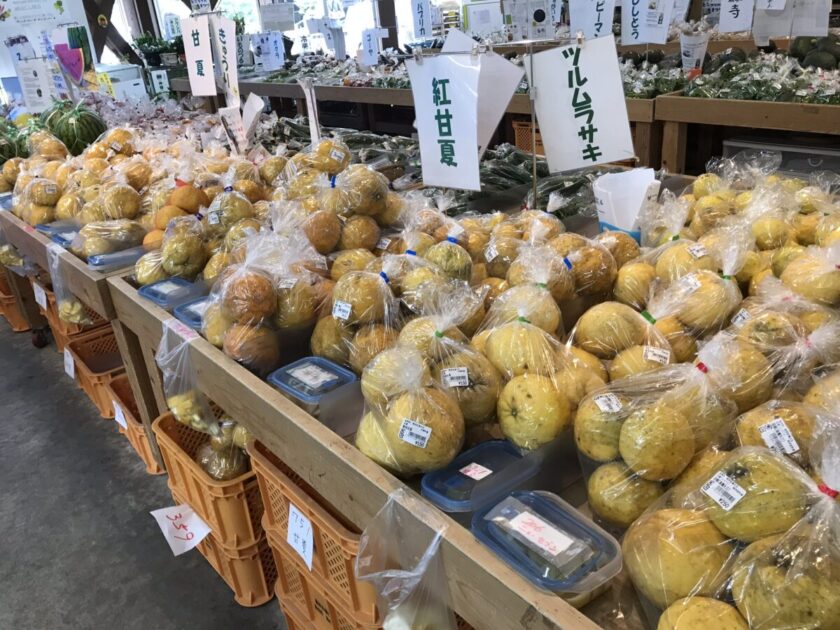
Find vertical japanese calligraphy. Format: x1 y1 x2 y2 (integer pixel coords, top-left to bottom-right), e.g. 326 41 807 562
210 15 240 107
181 15 216 96
570 0 617 40
718 0 755 32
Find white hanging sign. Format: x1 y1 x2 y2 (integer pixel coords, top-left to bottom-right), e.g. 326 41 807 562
640 0 676 44
441 29 524 159
756 0 785 10
525 35 634 173
359 28 381 66
680 31 710 72
17 58 52 113
150 504 211 556
570 0 618 39
406 54 482 191
236 34 253 66
252 32 285 71
672 0 691 21
298 77 322 146
190 0 211 13
753 2 794 44
260 1 296 31
791 0 829 36
218 105 249 154
209 15 240 107
181 15 216 96
412 0 433 40
718 0 755 32
164 14 182 40
287 504 314 570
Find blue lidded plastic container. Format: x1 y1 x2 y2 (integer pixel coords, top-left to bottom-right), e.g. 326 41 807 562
0 193 12 210
173 296 211 330
421 440 539 527
87 245 146 271
267 357 361 436
34 221 79 246
472 491 621 606
138 277 207 310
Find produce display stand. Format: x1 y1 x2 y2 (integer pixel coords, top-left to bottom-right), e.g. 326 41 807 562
106 272 603 630
616 37 790 55
655 91 840 173
172 79 662 167
0 210 165 470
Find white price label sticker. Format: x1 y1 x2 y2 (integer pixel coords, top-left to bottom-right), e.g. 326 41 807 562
702 471 747 511
643 346 671 365
683 274 702 292
687 243 708 259
287 504 314 570
460 462 493 480
759 417 800 455
447 223 465 239
330 148 346 164
485 242 499 261
731 308 752 327
398 419 432 448
33 283 47 310
332 300 352 321
113 401 127 429
277 278 297 290
150 503 211 556
186 300 209 319
154 280 183 296
63 348 75 379
289 364 337 389
207 211 221 225
376 237 392 251
164 318 200 342
441 367 470 388
509 512 574 556
593 393 622 413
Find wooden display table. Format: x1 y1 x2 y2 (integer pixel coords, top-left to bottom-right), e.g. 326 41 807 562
106 272 603 630
655 92 840 173
0 210 165 469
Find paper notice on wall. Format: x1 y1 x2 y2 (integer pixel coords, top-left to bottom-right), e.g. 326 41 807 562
718 0 755 32
791 0 829 36
406 53 482 190
569 0 618 39
526 36 634 173
17 58 52 112
181 15 216 96
442 29 524 158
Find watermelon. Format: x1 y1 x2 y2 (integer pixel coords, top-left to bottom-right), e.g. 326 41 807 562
54 103 107 156
40 99 74 132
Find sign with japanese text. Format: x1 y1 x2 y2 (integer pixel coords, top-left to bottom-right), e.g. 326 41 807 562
150 504 211 556
252 32 285 71
412 0 433 41
406 54 481 191
150 69 170 95
623 0 675 44
526 36 633 173
210 15 240 108
287 504 314 569
756 0 785 9
190 0 211 13
164 13 182 40
442 29 524 158
672 0 691 22
791 0 829 36
181 15 216 96
359 28 381 66
38 31 71 100
718 0 755 32
570 0 618 39
236 34 253 66
18 58 52 112
219 105 249 154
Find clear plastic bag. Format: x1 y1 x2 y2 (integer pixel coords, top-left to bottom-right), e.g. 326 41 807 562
159 215 207 280
156 321 219 436
356 345 464 476
779 243 840 307
69 219 146 261
46 243 92 326
196 419 250 480
545 233 617 297
575 363 737 529
638 189 693 247
804 363 840 416
355 488 457 630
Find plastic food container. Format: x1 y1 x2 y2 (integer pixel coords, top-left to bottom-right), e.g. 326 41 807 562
421 440 541 527
35 220 79 245
138 277 207 310
0 193 12 210
267 357 362 437
87 245 146 271
173 295 211 330
472 491 621 608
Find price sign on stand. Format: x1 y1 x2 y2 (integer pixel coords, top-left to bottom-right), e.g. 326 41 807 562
287 504 314 569
570 0 618 39
526 35 634 173
260 1 296 31
406 53 482 190
18 59 53 113
63 348 75 379
718 0 755 32
210 15 240 107
622 0 676 44
32 283 47 310
412 0 433 40
181 15 216 96
150 504 211 556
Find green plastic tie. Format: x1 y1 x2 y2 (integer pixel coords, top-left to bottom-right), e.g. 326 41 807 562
640 310 656 324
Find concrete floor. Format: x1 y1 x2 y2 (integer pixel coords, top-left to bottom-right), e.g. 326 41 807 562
0 321 286 630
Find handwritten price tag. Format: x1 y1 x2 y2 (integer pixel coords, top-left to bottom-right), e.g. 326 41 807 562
287 504 314 570
150 503 211 556
163 318 200 342
63 348 75 379
509 511 574 556
33 283 47 310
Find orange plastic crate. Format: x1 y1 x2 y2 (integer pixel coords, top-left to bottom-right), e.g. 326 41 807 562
0 281 29 331
152 412 264 550
249 440 377 624
67 327 124 418
105 374 165 475
272 533 378 630
512 120 545 156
